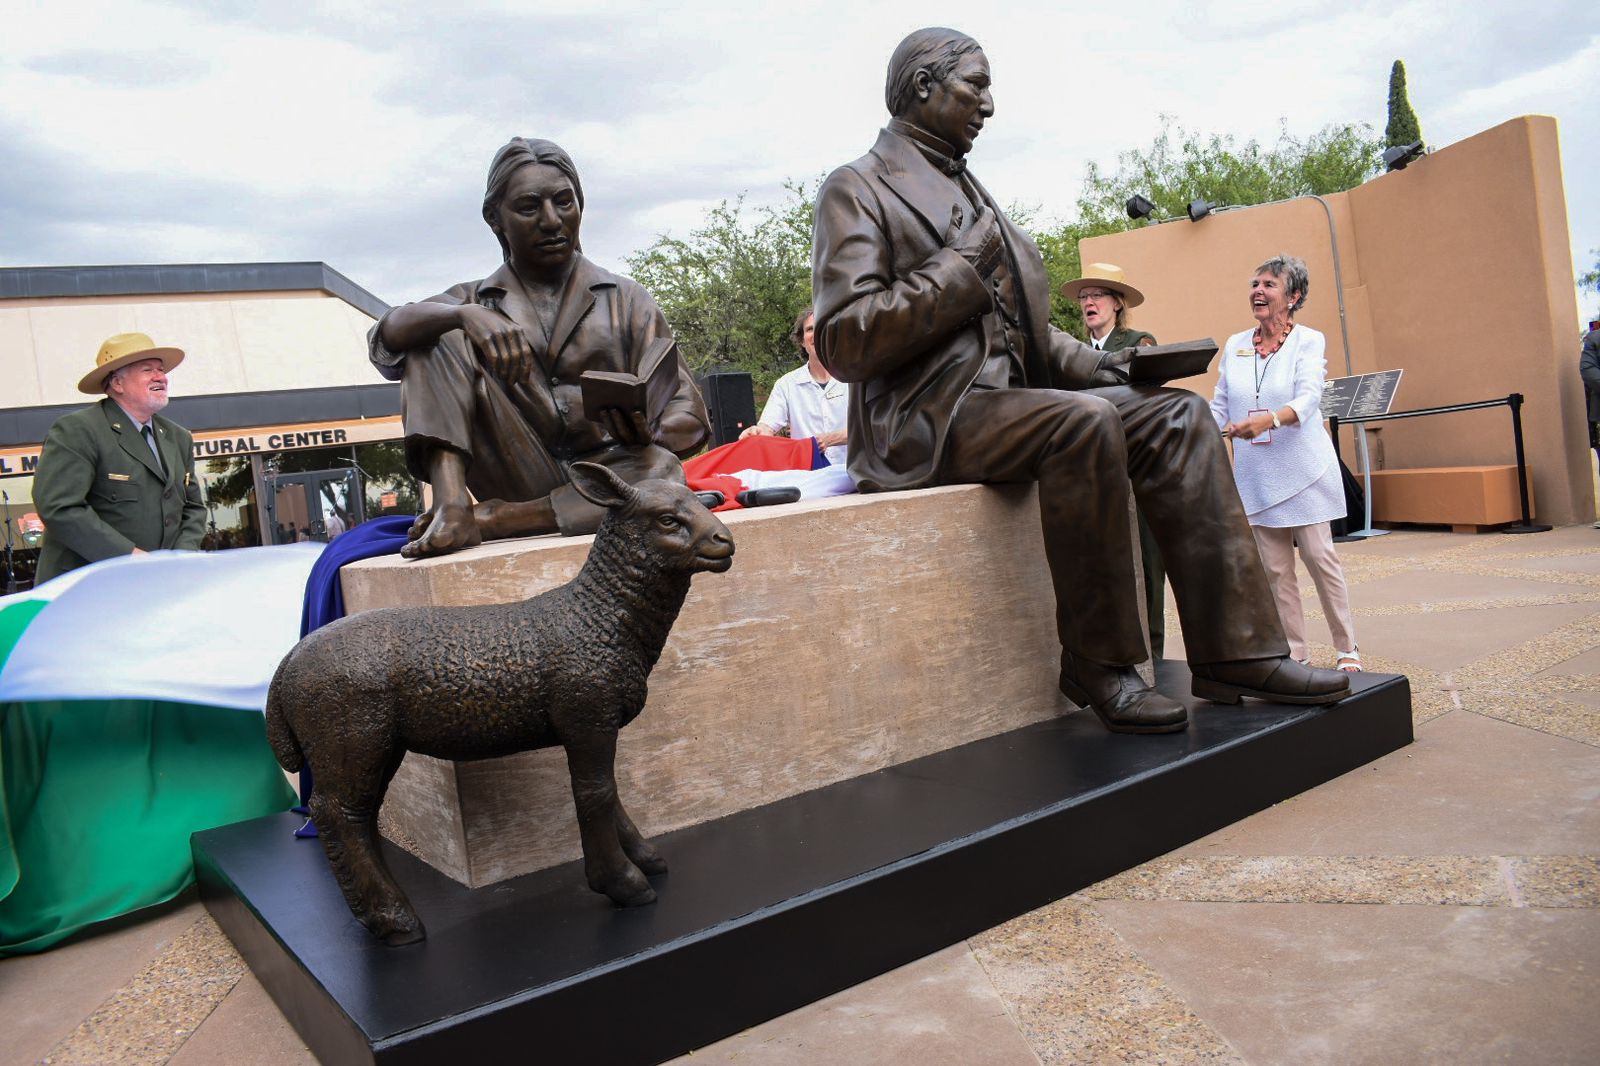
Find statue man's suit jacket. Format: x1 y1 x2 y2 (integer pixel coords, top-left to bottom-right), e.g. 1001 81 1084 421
33 398 206 582
812 126 1108 491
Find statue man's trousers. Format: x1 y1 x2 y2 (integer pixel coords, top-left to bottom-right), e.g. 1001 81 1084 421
939 385 1289 667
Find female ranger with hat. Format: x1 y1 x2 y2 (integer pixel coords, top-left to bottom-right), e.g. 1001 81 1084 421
1059 263 1167 658
32 333 206 583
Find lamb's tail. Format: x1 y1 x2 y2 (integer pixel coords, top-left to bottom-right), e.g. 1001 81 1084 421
264 658 303 773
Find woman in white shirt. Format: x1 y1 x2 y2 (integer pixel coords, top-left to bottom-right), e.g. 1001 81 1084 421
1211 254 1360 673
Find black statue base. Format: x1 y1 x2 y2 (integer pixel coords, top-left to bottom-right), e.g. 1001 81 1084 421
196 664 1411 1066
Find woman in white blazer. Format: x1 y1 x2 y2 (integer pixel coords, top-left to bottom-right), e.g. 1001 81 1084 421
1211 254 1360 672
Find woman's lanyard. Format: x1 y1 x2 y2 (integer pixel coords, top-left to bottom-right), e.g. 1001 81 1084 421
1252 323 1292 407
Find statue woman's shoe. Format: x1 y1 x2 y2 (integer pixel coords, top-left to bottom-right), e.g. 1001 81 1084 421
1059 652 1188 734
1190 656 1350 706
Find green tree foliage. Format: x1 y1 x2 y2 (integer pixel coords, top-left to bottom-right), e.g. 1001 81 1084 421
1580 247 1600 308
626 179 818 401
1385 60 1423 149
1031 118 1382 335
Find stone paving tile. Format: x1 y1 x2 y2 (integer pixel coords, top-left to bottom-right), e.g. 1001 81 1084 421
970 898 1241 1065
1509 856 1600 908
167 973 334 1066
665 943 1043 1066
1319 591 1600 619
1173 711 1600 859
1326 530 1459 559
1086 855 1510 906
37 915 244 1066
1452 610 1600 688
1426 557 1600 588
1084 854 1600 908
0 897 202 1066
1496 552 1600 577
1450 615 1596 671
1460 689 1600 748
1456 526 1600 557
1093 901 1600 1066
1313 567 1593 612
1533 644 1600 676
1347 601 1598 675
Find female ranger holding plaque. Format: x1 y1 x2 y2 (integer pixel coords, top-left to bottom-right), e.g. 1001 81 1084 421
1211 254 1360 673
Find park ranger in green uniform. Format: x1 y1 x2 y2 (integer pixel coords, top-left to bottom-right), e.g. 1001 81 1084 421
1060 264 1165 658
33 333 206 583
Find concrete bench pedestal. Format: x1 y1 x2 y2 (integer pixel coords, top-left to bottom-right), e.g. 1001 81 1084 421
1358 464 1533 531
340 483 1138 888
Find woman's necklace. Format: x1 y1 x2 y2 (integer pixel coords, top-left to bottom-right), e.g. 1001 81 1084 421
1252 319 1293 357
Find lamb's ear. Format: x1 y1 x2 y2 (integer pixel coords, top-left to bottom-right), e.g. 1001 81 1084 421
569 462 638 511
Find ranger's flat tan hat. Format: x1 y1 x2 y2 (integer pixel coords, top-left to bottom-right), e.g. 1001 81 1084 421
1059 262 1146 308
78 332 185 394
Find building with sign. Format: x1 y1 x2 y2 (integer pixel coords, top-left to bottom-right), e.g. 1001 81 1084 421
1 263 415 586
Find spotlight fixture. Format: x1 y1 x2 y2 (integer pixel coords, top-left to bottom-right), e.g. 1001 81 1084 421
1186 198 1213 222
1382 141 1425 172
1125 194 1156 221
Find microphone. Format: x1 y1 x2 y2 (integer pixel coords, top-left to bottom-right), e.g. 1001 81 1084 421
735 487 801 507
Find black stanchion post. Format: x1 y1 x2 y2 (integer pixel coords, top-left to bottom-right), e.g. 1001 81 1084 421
1329 415 1341 466
1504 392 1551 534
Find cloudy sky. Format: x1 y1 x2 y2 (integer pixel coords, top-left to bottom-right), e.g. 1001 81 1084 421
1 0 1594 317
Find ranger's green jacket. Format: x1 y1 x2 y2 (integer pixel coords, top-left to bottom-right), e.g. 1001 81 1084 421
33 398 205 583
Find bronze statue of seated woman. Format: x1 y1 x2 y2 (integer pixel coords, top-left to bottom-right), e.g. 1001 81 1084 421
370 137 710 558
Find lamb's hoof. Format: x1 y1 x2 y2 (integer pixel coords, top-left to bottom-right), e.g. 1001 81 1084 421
592 864 656 907
626 842 668 876
382 923 427 947
615 884 657 908
362 907 426 945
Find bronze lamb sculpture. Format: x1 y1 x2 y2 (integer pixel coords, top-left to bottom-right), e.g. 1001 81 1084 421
266 462 735 944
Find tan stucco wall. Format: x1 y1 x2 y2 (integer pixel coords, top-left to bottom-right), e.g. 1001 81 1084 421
1084 115 1589 526
0 291 379 406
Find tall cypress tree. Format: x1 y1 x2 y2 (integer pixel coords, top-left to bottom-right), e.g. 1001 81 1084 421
1385 60 1423 148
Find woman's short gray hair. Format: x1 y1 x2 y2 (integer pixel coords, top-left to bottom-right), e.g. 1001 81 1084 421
1255 254 1310 312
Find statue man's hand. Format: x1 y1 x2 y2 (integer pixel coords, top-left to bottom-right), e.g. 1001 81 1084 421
599 407 654 449
458 304 534 382
946 204 1004 280
1089 346 1135 387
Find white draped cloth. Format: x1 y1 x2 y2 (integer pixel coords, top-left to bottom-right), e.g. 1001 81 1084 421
0 544 322 710
1210 325 1344 528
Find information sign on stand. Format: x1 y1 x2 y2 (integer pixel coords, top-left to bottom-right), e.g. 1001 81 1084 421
1323 370 1403 541
1322 369 1404 421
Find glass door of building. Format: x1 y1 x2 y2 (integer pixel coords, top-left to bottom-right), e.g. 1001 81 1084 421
264 468 363 544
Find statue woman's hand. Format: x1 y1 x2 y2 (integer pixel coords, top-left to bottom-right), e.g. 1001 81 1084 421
458 304 533 382
598 407 654 449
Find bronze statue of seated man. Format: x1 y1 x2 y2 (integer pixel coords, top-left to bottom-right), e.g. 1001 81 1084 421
810 28 1350 734
370 138 710 558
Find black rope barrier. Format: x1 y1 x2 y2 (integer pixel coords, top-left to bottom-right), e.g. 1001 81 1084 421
1329 393 1550 535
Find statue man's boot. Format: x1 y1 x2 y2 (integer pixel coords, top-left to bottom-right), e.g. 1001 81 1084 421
1059 650 1188 735
1190 657 1350 705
